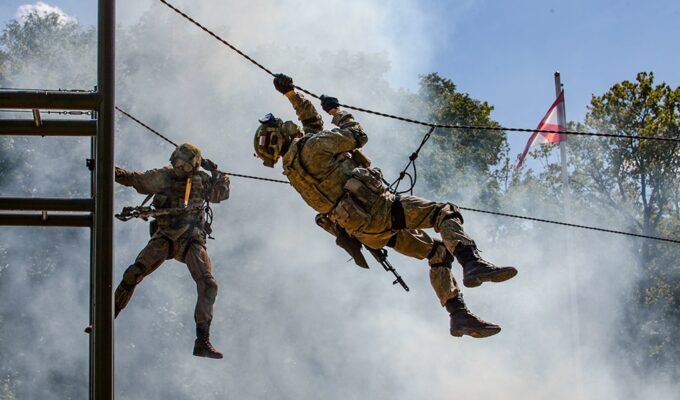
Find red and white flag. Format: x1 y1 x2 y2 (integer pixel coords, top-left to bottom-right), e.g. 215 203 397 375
515 90 566 170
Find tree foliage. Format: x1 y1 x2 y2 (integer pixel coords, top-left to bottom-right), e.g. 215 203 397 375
571 72 680 371
529 73 680 372
0 12 95 88
417 73 509 206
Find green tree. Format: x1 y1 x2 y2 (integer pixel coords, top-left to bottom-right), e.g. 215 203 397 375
577 72 680 372
539 72 680 373
577 73 679 254
0 12 95 88
417 73 509 207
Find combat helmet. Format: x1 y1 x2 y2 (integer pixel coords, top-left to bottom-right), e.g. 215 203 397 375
253 113 303 167
170 143 202 171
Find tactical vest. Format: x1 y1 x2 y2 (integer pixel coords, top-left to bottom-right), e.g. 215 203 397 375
283 135 359 214
152 170 207 229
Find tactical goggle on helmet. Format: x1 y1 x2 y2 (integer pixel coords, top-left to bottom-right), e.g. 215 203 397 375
254 113 286 168
170 143 202 170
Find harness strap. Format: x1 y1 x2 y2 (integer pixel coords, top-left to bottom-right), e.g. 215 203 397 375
386 233 398 248
390 195 406 230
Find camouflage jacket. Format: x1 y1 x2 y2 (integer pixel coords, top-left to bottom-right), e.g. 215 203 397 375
282 92 369 214
115 166 230 240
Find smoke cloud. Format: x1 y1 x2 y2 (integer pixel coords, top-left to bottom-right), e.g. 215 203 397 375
0 1 677 399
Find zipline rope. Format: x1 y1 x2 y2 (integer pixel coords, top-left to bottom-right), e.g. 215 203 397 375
115 106 290 184
155 0 680 144
115 106 680 245
115 106 177 146
459 207 680 244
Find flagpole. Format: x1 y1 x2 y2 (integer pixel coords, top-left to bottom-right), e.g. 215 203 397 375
555 72 582 398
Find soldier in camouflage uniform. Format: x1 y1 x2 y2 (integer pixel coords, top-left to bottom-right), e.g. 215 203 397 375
114 143 230 358
253 74 518 338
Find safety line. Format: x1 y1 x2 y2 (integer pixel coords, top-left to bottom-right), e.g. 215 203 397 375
115 106 177 146
389 126 435 195
154 0 680 144
458 207 680 244
115 106 290 184
115 106 680 245
0 109 92 115
0 87 92 92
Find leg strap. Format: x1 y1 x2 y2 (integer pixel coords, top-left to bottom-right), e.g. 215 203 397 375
428 240 453 268
386 233 398 248
390 195 406 230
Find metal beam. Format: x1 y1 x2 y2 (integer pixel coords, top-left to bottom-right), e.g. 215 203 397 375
0 119 96 136
0 197 94 212
0 213 92 227
0 91 100 110
92 0 115 398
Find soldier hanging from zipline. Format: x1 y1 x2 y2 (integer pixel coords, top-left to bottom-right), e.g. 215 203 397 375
114 143 229 358
253 74 518 338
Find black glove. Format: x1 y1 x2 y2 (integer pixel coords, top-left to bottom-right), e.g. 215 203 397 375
201 158 218 172
273 73 294 94
320 95 340 113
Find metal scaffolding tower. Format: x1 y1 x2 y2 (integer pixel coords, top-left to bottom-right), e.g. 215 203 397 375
0 0 115 398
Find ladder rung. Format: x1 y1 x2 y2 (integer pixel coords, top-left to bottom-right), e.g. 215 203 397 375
0 213 92 227
0 90 100 110
0 198 95 212
0 120 96 136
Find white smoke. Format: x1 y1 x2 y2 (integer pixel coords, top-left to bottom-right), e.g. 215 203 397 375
0 1 677 399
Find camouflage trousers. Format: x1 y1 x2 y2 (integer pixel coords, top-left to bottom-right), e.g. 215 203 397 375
116 227 218 324
333 193 475 305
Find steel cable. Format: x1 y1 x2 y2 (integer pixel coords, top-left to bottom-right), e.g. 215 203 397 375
116 107 680 245
154 0 680 144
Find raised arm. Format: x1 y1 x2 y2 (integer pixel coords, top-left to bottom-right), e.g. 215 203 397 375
273 73 324 133
115 166 169 195
312 95 368 155
207 171 230 203
286 91 324 133
330 109 368 148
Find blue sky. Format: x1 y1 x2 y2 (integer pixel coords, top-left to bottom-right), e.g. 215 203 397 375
1 0 678 157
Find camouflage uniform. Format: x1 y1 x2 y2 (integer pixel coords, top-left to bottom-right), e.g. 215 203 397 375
114 166 229 324
281 92 474 305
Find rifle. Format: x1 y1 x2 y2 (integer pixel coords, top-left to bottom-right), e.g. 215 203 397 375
365 247 409 292
315 214 409 292
115 205 204 222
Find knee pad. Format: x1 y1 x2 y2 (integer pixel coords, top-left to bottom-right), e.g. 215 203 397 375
122 262 145 286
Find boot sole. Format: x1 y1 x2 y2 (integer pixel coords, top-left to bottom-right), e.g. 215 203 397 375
464 267 518 288
193 350 223 359
451 325 501 338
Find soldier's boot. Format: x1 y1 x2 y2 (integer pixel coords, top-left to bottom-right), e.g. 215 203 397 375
454 243 517 288
193 321 223 359
446 292 501 338
114 281 136 318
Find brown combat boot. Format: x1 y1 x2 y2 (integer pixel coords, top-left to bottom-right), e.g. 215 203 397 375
446 293 501 338
114 281 136 318
193 321 223 359
454 244 517 288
